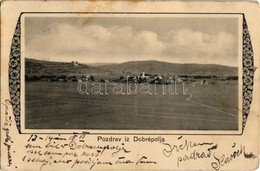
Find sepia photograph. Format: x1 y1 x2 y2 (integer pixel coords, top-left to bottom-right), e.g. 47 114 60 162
1 1 259 171
23 14 240 130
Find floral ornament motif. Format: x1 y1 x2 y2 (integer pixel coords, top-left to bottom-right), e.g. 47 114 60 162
9 16 21 133
243 58 253 67
242 15 254 133
244 76 253 86
10 69 20 80
9 59 18 68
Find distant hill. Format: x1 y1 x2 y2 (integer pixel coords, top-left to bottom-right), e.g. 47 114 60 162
85 62 118 67
98 60 238 76
25 58 238 77
25 58 106 76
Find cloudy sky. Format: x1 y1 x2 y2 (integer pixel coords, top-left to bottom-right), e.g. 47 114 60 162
25 16 239 66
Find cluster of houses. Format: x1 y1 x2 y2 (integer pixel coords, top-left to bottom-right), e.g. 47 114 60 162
26 70 238 85
109 71 237 85
124 71 170 84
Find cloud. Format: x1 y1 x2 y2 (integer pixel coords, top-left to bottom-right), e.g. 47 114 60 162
164 29 236 58
26 23 237 65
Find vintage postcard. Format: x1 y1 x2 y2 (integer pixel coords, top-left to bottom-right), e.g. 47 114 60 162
1 1 259 170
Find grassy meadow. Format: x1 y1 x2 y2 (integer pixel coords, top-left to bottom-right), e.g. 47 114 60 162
25 80 238 130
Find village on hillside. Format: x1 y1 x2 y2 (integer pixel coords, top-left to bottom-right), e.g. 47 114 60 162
25 60 238 85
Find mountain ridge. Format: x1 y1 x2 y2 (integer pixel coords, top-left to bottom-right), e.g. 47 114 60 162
25 58 238 76
98 60 238 76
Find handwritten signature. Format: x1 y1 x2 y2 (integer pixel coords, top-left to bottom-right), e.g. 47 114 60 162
2 99 12 127
3 128 13 167
211 143 257 171
162 137 214 157
2 99 13 167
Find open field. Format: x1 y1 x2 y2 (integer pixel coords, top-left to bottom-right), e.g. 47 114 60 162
25 80 238 130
